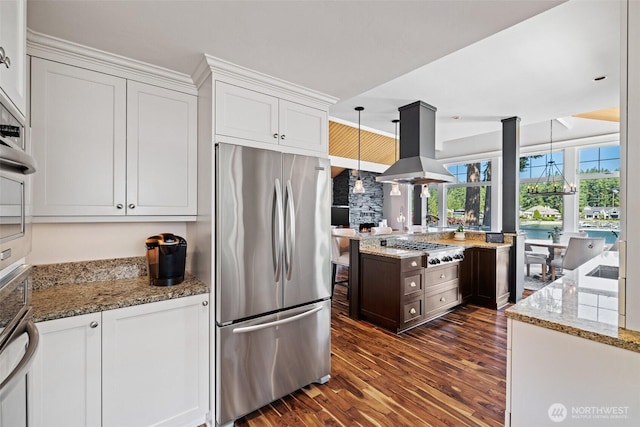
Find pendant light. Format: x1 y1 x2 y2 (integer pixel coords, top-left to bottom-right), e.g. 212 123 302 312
353 106 365 194
526 119 577 196
420 184 430 198
389 119 402 196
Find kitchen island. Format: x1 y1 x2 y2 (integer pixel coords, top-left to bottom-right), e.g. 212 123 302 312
504 251 640 426
347 230 513 332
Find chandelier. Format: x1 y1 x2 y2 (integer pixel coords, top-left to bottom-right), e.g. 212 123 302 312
526 119 577 197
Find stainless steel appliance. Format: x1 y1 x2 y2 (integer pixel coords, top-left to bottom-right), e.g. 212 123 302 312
215 143 331 427
145 233 187 286
0 100 38 427
387 240 465 267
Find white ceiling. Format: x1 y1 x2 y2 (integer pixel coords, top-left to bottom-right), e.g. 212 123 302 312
27 0 620 149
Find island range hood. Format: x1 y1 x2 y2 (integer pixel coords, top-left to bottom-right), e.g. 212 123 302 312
376 101 456 185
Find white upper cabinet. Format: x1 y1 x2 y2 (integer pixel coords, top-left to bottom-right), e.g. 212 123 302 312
126 81 197 216
215 81 327 154
30 58 197 219
0 0 26 116
31 58 127 217
279 99 327 152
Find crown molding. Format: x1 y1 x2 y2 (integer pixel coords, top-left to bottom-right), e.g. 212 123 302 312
27 29 197 95
192 54 338 107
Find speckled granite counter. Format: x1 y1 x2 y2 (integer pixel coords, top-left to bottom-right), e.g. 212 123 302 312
506 251 640 353
31 257 209 323
356 230 513 257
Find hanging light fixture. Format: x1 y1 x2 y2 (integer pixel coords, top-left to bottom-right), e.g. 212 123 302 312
526 119 577 196
353 106 365 194
420 184 430 198
389 118 401 196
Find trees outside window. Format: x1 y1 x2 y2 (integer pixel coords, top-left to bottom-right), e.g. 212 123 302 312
446 161 491 229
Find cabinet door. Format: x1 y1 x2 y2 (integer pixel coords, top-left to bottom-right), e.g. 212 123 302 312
0 0 26 116
215 81 279 145
279 100 327 153
126 81 197 215
102 295 209 427
30 313 102 427
31 58 127 216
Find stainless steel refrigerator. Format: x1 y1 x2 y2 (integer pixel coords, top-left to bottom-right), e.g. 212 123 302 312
215 143 331 427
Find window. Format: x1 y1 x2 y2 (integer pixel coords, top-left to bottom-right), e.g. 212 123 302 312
578 145 620 239
519 152 565 234
445 161 491 230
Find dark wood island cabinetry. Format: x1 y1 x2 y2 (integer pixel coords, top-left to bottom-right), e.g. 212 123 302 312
461 246 510 309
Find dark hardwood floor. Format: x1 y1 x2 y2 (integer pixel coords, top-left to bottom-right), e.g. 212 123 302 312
235 268 509 427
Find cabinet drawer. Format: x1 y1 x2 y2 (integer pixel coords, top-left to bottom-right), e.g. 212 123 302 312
403 273 423 296
402 298 423 324
426 287 460 314
425 264 459 288
401 256 423 272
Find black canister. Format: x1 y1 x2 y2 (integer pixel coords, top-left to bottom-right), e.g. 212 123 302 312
145 233 187 286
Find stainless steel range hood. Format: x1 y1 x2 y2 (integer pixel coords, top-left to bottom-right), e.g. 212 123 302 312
376 101 456 185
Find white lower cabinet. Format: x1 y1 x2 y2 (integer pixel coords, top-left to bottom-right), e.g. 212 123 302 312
30 312 102 427
30 295 209 427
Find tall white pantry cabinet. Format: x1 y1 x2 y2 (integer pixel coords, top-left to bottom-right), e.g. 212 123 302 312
28 42 197 220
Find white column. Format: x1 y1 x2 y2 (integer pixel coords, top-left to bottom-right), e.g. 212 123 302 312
491 155 503 232
621 0 640 331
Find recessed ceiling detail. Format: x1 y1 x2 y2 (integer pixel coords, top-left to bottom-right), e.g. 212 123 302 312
573 107 620 123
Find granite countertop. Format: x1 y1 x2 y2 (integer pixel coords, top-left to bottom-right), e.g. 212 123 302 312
506 251 640 353
359 247 423 259
31 257 209 323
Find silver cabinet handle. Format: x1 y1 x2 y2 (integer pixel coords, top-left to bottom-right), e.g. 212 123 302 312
116 204 124 209
280 134 286 140
202 301 209 306
128 203 135 209
90 321 99 328
411 261 418 267
409 308 416 315
273 133 278 139
440 297 446 302
410 281 417 288
440 274 446 279
0 47 10 69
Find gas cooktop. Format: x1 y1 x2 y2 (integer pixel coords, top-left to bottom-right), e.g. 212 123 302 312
387 240 464 266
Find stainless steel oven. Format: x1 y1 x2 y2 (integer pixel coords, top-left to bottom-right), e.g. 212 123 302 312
0 99 38 427
0 100 35 272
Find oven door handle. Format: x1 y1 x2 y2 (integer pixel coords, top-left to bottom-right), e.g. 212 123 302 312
0 319 39 400
0 143 37 174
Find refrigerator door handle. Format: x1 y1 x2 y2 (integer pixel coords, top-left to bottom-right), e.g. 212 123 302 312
232 305 323 334
272 179 284 282
284 180 296 280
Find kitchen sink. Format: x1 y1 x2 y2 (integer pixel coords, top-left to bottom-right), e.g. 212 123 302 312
586 265 619 280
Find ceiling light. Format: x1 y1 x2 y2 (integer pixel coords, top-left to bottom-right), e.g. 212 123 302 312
420 184 430 198
389 118 401 196
526 119 577 197
353 106 365 194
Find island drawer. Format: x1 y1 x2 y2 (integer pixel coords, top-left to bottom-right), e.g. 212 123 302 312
401 256 423 272
403 273 423 296
425 263 459 288
402 297 424 324
425 286 460 315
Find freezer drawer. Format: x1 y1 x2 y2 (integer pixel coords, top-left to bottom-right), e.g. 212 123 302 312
216 300 330 426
